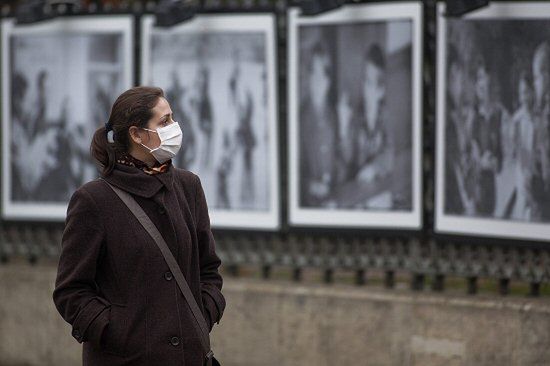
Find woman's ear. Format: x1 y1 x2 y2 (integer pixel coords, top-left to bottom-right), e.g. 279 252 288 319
128 126 142 145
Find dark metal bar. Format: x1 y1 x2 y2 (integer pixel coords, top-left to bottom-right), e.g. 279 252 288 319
411 273 424 291
384 270 395 289
498 278 510 296
355 269 366 286
467 276 478 295
432 274 445 292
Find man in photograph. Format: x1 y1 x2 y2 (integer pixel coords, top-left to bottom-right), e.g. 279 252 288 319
167 70 196 169
470 56 505 217
338 43 393 208
445 44 477 215
299 41 339 207
235 90 256 208
195 65 214 169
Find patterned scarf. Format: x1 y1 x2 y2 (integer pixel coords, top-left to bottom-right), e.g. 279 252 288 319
116 152 171 175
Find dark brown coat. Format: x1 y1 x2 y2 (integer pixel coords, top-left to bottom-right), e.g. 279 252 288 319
52 162 225 366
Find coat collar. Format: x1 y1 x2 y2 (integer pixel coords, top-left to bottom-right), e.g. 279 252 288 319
102 162 175 198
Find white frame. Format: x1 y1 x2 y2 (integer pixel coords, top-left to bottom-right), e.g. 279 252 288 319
141 14 280 230
435 2 550 241
1 15 134 221
287 2 423 229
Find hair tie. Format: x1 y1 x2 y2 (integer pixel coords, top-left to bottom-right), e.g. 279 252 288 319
105 122 115 143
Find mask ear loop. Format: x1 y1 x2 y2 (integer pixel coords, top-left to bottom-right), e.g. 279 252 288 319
138 127 158 152
140 142 156 152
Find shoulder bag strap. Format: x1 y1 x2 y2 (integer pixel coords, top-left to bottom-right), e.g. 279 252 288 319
100 179 214 364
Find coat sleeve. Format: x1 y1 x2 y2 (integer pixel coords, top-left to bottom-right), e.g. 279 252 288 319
194 174 226 331
52 186 111 346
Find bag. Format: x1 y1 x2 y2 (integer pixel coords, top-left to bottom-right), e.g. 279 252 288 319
102 179 220 366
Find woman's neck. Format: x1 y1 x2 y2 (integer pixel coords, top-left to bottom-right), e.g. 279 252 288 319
128 145 157 167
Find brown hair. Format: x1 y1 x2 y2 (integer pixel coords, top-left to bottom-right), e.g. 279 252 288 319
90 86 165 176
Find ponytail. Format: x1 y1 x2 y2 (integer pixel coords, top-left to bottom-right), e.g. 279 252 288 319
90 125 117 177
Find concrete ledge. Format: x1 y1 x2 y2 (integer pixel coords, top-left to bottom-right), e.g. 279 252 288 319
1 260 549 366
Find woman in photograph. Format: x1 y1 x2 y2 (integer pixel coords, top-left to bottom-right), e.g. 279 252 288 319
52 86 225 366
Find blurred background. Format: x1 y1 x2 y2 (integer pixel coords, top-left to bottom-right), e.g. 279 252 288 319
1 0 550 365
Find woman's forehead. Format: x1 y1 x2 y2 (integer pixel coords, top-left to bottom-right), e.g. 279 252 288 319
153 97 172 116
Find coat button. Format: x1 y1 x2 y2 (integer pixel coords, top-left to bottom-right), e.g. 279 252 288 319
170 336 180 346
164 271 173 281
158 206 166 215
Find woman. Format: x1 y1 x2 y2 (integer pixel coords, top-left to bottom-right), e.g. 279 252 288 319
52 86 226 366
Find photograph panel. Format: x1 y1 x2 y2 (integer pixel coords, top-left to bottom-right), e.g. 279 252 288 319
436 2 550 241
142 14 280 230
1 16 134 220
288 3 423 228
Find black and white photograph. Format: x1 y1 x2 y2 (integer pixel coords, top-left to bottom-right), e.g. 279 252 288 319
1 16 134 220
435 2 550 241
141 14 280 230
288 3 423 228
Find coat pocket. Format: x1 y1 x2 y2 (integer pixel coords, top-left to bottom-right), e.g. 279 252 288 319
100 303 129 357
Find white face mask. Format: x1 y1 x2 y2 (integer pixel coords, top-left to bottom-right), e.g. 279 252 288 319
140 121 183 163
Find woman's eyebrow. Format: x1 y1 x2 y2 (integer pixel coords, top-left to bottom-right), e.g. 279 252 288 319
159 112 172 121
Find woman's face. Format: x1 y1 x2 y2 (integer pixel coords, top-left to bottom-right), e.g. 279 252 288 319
138 97 174 150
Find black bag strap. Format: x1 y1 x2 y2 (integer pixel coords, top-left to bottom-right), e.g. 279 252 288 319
101 179 214 365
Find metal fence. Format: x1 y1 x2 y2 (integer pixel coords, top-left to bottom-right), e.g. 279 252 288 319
1 0 550 297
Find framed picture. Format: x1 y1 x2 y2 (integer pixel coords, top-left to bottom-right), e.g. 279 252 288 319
1 15 134 221
435 2 550 241
141 13 280 230
287 3 423 229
